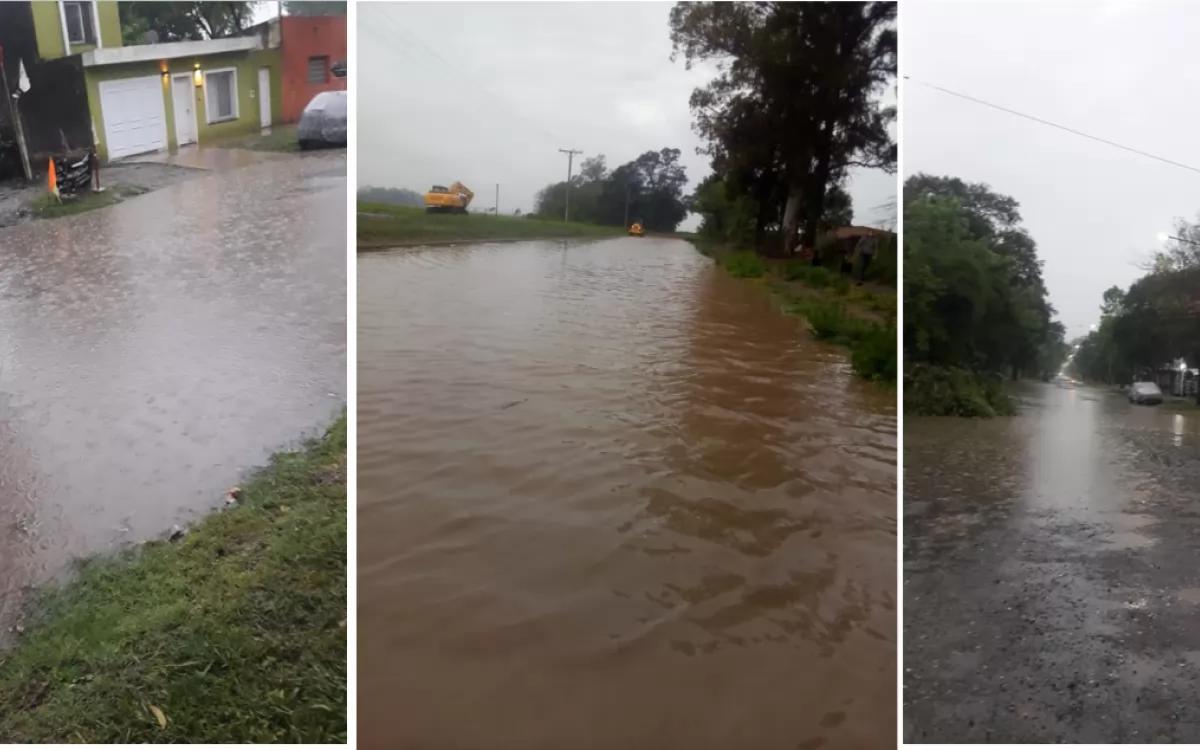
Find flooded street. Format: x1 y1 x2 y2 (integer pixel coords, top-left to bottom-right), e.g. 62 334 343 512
359 237 896 749
905 383 1200 743
0 151 347 628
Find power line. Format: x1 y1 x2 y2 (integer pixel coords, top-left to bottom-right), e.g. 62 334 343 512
905 76 1200 177
357 20 542 178
376 10 568 148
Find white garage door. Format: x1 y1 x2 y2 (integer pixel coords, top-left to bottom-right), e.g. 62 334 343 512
98 76 168 160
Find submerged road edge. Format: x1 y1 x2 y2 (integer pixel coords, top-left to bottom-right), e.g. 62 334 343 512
0 411 348 743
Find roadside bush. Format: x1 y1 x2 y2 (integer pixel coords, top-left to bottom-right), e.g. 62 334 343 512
904 364 1014 417
852 325 897 383
806 266 834 288
805 299 846 340
782 259 808 282
724 250 765 278
866 234 897 286
782 260 840 288
815 231 840 261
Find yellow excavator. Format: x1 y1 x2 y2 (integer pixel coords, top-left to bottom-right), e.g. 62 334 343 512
424 182 474 214
628 221 645 237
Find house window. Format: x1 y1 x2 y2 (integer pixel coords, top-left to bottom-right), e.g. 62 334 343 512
64 1 96 45
307 56 328 84
204 68 238 123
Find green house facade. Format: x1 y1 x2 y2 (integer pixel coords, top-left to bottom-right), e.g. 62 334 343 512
17 1 282 162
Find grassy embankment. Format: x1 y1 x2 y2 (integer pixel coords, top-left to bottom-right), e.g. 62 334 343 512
357 202 624 249
691 240 897 384
0 414 347 743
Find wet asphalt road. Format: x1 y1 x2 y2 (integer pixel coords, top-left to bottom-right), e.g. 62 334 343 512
0 150 346 628
905 382 1200 743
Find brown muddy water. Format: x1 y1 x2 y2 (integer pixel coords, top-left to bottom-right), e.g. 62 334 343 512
0 151 347 631
359 236 897 749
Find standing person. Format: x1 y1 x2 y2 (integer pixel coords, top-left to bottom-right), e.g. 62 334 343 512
855 233 878 285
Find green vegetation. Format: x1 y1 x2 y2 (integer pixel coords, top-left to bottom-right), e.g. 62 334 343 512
283 1 346 15
532 149 691 232
119 2 260 44
218 126 300 153
357 186 424 208
904 364 1014 418
696 241 896 384
904 175 1067 416
723 250 766 278
1070 225 1200 394
781 293 896 383
672 2 896 255
31 185 149 220
357 203 623 248
667 3 897 385
0 414 347 744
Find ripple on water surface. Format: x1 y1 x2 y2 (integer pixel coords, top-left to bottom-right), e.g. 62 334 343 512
359 237 896 750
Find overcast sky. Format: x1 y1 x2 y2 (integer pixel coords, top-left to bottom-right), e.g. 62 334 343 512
906 1 1200 338
358 2 897 231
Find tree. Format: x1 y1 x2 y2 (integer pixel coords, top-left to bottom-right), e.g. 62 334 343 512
284 1 346 15
822 183 854 230
904 177 1065 387
357 186 425 207
578 155 608 184
1100 286 1125 317
670 2 896 257
119 2 261 43
904 173 1021 240
532 148 691 232
1069 215 1200 400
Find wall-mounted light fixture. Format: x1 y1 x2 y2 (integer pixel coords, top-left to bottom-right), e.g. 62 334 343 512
160 60 169 84
193 63 202 87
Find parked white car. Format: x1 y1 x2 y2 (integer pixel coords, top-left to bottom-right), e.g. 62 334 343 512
1129 381 1163 405
296 91 347 150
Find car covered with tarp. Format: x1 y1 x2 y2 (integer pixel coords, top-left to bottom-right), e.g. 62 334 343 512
296 91 347 150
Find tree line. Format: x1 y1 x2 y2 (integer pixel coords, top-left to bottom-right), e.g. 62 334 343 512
531 149 690 232
904 175 1068 415
669 1 896 257
358 187 425 208
119 2 345 45
1071 219 1200 391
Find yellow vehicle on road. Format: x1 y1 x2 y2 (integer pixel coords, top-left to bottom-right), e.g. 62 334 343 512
424 182 474 214
628 222 644 237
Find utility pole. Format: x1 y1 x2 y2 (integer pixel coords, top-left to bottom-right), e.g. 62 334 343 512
495 183 499 216
623 179 631 228
558 148 582 223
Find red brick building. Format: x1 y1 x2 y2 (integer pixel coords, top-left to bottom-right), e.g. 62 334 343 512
279 14 346 123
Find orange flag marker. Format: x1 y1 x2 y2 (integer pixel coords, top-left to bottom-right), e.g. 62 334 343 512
47 159 60 202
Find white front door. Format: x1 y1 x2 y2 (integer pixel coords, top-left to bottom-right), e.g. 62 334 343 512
171 75 197 146
258 67 271 129
98 75 168 160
